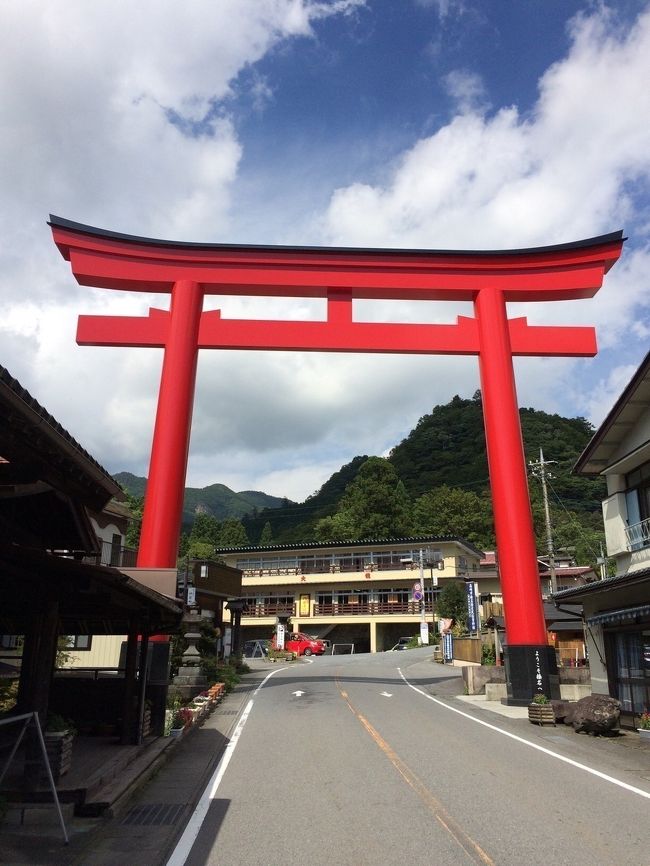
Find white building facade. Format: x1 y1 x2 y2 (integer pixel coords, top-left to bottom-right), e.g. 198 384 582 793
215 536 483 653
555 351 650 727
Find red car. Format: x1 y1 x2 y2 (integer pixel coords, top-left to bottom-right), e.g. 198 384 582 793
279 633 326 657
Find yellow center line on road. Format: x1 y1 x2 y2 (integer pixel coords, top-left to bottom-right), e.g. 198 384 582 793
335 675 495 866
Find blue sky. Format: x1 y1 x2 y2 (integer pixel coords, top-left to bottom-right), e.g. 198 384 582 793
1 0 649 500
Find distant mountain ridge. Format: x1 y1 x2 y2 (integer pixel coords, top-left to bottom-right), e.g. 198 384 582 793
112 472 290 526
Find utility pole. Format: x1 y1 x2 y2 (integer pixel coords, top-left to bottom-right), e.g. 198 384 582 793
598 542 607 580
530 448 557 595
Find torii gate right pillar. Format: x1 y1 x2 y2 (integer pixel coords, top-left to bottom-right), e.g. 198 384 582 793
476 286 555 704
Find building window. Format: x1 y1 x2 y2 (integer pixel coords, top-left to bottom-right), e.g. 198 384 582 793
607 627 650 722
0 634 23 650
626 461 650 525
376 589 409 604
64 635 92 651
624 462 650 549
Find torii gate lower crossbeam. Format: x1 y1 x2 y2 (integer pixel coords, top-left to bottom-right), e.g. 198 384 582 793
49 216 624 703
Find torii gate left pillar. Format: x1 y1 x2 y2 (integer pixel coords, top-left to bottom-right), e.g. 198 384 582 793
49 216 623 704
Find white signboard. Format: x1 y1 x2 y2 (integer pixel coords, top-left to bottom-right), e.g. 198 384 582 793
420 622 430 645
223 626 232 659
276 623 285 650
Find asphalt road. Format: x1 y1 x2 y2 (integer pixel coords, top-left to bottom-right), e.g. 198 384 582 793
168 650 650 866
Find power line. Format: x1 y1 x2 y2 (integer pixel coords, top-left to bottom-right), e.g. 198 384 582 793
545 476 603 564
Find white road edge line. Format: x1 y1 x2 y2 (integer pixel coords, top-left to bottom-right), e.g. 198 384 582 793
398 668 650 801
165 667 288 866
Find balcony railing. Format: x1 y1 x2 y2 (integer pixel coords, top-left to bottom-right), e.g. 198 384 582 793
241 600 434 618
625 517 650 551
242 603 296 617
312 601 424 617
82 539 138 569
242 561 425 578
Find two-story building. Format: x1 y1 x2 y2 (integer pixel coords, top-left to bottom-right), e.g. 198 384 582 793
554 350 650 727
215 536 484 653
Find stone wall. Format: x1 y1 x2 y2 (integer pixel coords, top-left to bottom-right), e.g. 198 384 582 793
463 664 591 696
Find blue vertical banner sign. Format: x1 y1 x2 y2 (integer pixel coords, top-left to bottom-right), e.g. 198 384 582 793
465 581 479 633
442 632 453 662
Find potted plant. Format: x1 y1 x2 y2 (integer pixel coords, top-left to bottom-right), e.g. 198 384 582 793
637 710 650 740
528 694 556 726
169 707 193 737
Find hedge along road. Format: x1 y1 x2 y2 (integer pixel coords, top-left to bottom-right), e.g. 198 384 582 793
167 649 650 866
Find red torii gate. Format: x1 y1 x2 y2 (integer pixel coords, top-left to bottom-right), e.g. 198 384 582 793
49 216 623 703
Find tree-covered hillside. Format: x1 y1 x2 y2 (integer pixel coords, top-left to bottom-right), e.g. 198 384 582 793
241 455 369 543
262 394 606 565
115 393 608 568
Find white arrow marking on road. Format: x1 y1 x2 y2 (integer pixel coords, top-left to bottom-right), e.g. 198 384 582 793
380 691 393 697
292 690 305 697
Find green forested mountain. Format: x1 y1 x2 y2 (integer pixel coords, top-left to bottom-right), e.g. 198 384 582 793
242 393 606 565
112 472 290 530
388 393 604 511
115 394 608 567
241 455 369 543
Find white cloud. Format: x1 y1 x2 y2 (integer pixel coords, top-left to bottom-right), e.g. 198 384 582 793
325 8 650 249
415 0 467 20
443 69 489 114
0 0 366 488
580 361 641 429
319 4 650 445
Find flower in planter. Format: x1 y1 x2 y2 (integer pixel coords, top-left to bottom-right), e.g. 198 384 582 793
172 707 194 729
531 693 549 705
639 710 650 730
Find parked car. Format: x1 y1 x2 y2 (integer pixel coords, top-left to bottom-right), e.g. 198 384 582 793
275 632 326 656
388 636 418 651
243 640 269 659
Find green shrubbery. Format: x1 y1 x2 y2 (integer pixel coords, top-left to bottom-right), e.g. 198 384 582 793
200 658 242 692
481 644 496 666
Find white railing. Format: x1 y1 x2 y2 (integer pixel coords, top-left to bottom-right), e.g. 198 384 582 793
625 516 650 551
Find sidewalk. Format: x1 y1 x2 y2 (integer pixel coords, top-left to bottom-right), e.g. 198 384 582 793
0 662 269 866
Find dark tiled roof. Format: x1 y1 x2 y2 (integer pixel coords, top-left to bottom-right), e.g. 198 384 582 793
574 349 650 476
0 364 123 508
214 535 484 558
552 566 650 600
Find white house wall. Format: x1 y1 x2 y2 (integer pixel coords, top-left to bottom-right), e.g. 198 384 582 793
602 492 629 559
65 634 125 670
